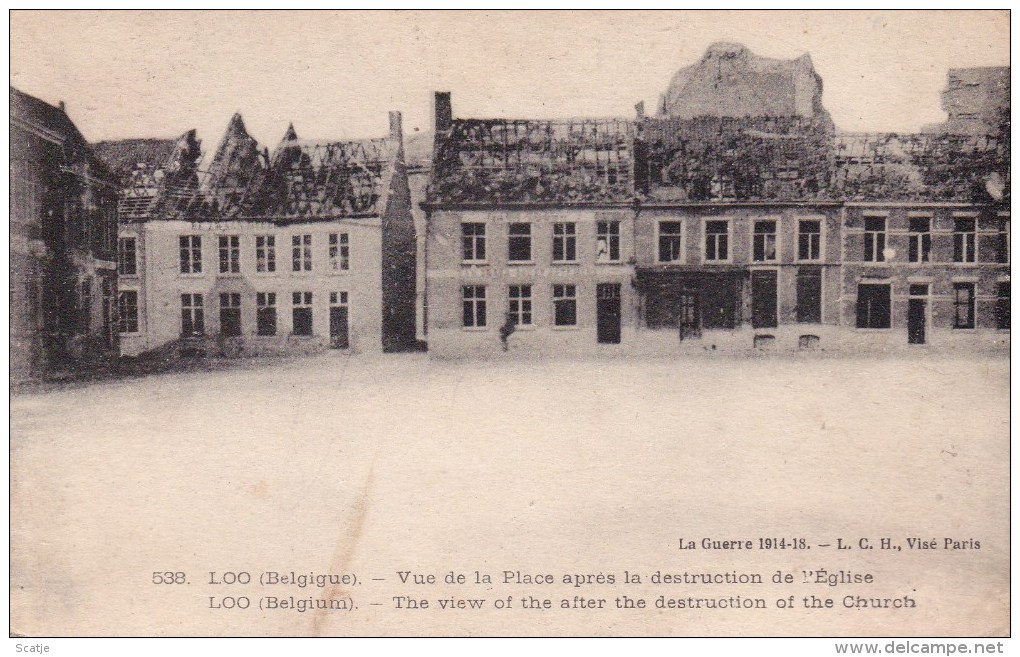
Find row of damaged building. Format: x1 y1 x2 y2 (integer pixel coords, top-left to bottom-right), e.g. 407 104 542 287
422 44 1010 357
9 43 1010 379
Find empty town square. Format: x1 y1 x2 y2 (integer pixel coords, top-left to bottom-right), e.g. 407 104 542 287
10 352 1008 636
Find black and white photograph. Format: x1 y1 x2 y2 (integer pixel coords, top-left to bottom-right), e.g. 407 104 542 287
8 9 1011 648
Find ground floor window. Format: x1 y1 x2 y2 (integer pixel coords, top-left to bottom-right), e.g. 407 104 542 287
796 267 822 323
118 290 139 334
553 284 577 326
292 291 313 336
508 285 532 326
462 285 486 328
257 293 277 336
996 282 1010 330
856 284 891 329
953 283 975 329
181 293 205 337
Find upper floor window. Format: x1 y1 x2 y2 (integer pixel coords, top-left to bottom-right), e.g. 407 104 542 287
292 234 312 272
863 217 886 262
218 235 240 274
953 218 976 263
908 217 932 263
753 220 777 262
704 220 729 262
508 223 532 262
553 222 577 262
596 221 620 263
118 237 137 276
179 235 202 274
256 235 276 273
330 232 350 271
658 221 683 263
462 223 486 262
798 220 821 261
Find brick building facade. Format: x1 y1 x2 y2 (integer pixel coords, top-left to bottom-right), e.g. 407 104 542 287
10 87 120 381
422 45 1009 358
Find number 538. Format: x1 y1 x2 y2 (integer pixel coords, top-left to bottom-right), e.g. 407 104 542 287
152 571 187 584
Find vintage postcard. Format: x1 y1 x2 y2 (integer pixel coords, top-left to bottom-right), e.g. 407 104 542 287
8 9 1011 644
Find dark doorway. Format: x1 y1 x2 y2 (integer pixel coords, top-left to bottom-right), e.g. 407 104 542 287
908 284 928 345
330 306 349 349
751 270 778 329
597 283 621 344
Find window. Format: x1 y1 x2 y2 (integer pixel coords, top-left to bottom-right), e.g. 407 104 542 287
864 217 886 262
553 223 577 262
908 217 932 263
180 235 202 274
218 235 240 274
462 223 486 262
292 291 313 335
330 233 349 271
796 267 822 323
330 291 348 305
953 283 975 329
80 278 92 332
462 285 486 328
658 221 683 263
118 290 138 334
292 235 312 272
553 284 577 326
118 237 137 276
508 285 532 326
256 292 277 336
856 284 891 329
508 223 532 262
798 220 821 261
705 221 729 262
218 292 241 336
256 235 276 273
181 293 205 336
996 282 1010 329
995 218 1010 263
597 221 620 262
753 220 777 262
953 218 976 263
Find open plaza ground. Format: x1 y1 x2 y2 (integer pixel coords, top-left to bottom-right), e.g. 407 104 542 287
10 352 1009 636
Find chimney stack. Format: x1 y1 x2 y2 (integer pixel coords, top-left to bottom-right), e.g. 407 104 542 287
388 110 403 141
635 101 645 119
58 100 66 112
433 91 452 133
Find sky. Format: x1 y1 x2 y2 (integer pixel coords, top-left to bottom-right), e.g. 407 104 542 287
9 10 1010 153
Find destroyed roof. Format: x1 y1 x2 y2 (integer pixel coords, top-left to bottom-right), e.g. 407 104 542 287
427 117 635 204
92 137 183 176
110 115 401 221
660 43 833 129
429 113 1008 205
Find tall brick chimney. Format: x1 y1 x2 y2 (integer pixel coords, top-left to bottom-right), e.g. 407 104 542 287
388 110 403 141
433 91 452 133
